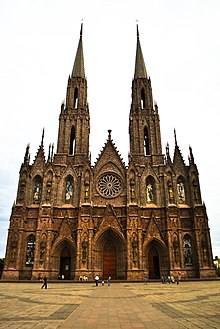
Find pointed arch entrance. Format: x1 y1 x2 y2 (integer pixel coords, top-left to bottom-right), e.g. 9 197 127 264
148 246 160 279
60 246 71 280
51 239 76 280
95 228 127 280
103 239 117 279
145 239 168 279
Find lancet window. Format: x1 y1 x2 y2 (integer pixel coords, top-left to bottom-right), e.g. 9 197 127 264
183 235 192 265
26 235 35 266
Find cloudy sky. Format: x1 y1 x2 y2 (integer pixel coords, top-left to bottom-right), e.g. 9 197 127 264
0 0 220 259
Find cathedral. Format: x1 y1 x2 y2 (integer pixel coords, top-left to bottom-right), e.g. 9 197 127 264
3 25 215 280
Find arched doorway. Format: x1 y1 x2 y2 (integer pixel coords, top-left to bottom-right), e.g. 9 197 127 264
148 246 160 279
103 239 117 280
60 246 71 280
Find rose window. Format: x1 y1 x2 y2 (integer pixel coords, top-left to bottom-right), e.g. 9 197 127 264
98 174 122 197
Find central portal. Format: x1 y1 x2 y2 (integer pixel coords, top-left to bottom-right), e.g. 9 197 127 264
103 239 117 280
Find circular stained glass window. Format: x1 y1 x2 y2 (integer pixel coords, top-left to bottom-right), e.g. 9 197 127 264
98 174 122 197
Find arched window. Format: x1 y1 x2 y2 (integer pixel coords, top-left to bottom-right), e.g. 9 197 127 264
177 177 186 204
26 235 35 266
33 175 42 202
144 127 150 156
141 88 146 109
183 235 192 265
74 87 78 108
146 176 155 203
65 176 73 203
69 126 76 155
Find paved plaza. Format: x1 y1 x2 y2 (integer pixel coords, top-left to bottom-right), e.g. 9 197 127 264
0 280 219 328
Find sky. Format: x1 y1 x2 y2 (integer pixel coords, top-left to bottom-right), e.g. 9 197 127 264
0 0 220 259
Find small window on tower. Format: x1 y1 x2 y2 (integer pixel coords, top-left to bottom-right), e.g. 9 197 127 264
141 88 146 109
69 126 76 155
74 88 78 109
144 127 150 155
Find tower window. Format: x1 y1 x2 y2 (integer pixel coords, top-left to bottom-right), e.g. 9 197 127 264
74 88 78 109
141 88 146 109
69 126 76 155
144 127 150 155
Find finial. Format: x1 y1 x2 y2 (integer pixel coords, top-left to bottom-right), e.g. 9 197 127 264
48 143 51 162
174 128 177 145
51 143 54 159
136 21 139 38
189 145 194 164
80 21 83 36
24 143 30 163
41 128 45 146
166 142 170 155
108 129 112 140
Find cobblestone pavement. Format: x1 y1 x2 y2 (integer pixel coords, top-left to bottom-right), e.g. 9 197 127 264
0 281 219 328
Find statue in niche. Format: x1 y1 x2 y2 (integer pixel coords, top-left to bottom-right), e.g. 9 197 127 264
201 239 207 261
132 235 138 261
33 180 41 202
130 177 135 198
193 181 199 202
146 183 153 202
173 238 179 263
177 181 186 203
84 179 90 200
65 180 73 202
40 246 45 260
168 181 174 203
82 240 87 263
46 178 52 201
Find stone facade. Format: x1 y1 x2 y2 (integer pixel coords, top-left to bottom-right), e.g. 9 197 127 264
2 26 215 280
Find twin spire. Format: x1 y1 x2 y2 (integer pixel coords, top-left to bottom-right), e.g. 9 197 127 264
134 25 147 79
71 23 85 79
71 23 147 80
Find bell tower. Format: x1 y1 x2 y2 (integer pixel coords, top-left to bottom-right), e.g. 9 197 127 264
129 26 163 165
57 24 90 162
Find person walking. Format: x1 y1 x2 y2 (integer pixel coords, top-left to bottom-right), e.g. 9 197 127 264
107 276 111 286
95 275 99 287
41 276 47 289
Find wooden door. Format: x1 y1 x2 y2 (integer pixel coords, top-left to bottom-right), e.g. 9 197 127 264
103 240 117 280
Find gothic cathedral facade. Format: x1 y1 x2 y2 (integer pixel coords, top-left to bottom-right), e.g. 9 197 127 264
3 26 215 280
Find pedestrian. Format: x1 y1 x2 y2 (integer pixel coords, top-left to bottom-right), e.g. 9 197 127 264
95 275 99 287
176 275 179 285
144 276 148 284
41 276 47 289
107 276 111 286
102 280 105 286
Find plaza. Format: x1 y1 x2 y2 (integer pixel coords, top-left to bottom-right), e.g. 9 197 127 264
0 280 219 328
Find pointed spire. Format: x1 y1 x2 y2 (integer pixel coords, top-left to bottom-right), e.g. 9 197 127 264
71 23 85 78
134 24 147 79
41 128 45 147
47 143 51 162
108 129 112 141
24 143 30 164
174 128 177 146
189 145 195 165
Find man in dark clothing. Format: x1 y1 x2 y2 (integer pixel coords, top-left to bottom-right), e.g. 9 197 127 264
41 276 47 289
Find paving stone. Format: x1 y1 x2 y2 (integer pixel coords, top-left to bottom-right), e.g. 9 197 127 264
0 281 220 328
